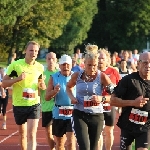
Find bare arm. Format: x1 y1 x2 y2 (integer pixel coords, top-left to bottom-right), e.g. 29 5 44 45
66 72 78 104
2 73 25 88
45 76 60 100
100 73 112 102
89 72 112 103
110 94 149 107
101 72 112 87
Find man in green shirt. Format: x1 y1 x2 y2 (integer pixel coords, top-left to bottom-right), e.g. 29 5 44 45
40 52 58 150
2 41 46 150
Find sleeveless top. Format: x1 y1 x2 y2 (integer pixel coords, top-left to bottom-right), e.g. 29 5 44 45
52 71 76 120
74 70 103 113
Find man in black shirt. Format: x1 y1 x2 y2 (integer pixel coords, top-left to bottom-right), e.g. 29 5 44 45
110 52 150 150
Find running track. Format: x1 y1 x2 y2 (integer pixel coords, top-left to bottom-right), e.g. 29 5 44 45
0 89 121 150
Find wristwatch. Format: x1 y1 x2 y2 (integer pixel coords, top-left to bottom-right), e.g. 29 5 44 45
102 96 106 102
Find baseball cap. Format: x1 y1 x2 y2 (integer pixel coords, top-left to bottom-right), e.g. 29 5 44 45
59 54 72 65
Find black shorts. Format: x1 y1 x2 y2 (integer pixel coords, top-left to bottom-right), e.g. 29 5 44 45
120 129 150 149
52 119 73 137
103 106 116 126
0 96 8 115
42 111 53 127
13 103 41 125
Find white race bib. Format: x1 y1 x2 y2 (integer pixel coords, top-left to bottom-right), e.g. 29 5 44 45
23 88 35 100
59 106 73 117
84 96 102 113
129 108 148 125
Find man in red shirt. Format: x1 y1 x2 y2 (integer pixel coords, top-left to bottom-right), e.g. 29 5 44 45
98 49 121 150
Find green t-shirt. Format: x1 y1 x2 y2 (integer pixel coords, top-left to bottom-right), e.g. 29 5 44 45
6 59 44 106
40 68 58 112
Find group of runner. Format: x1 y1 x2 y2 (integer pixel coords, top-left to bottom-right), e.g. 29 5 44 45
1 41 150 150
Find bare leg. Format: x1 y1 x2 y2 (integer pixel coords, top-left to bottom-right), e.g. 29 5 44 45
54 135 66 150
98 133 103 150
18 122 27 150
104 125 114 150
45 123 55 150
2 115 6 129
27 119 39 150
65 132 76 150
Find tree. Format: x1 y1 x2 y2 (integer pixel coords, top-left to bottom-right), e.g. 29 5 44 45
0 0 39 61
87 0 150 52
50 0 99 56
0 0 73 61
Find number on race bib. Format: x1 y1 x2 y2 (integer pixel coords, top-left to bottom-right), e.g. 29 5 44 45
59 109 73 115
129 108 148 125
23 88 36 100
84 101 98 107
59 106 73 117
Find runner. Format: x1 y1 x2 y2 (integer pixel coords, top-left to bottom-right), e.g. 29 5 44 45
66 44 113 150
98 48 121 150
0 67 8 129
45 54 76 150
110 52 150 150
40 52 58 150
2 41 46 150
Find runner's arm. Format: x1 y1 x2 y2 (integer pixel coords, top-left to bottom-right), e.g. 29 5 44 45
66 72 78 104
2 74 22 88
110 93 149 107
45 76 60 100
100 73 113 102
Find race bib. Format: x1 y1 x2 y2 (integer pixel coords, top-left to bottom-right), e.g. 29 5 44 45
59 106 73 117
23 88 35 100
129 108 148 125
102 102 111 112
84 96 101 113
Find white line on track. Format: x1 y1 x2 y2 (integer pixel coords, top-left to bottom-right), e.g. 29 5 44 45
6 109 12 113
0 108 43 144
0 131 18 144
0 108 17 144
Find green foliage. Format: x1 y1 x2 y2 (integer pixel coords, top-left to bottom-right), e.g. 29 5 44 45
2 0 150 58
0 0 99 58
87 0 150 52
0 0 38 25
50 0 99 56
0 0 74 59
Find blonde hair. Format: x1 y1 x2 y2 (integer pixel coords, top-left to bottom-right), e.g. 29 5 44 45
25 41 40 50
99 48 110 58
84 44 99 60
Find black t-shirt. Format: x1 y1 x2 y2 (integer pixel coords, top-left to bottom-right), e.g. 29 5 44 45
114 71 150 133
